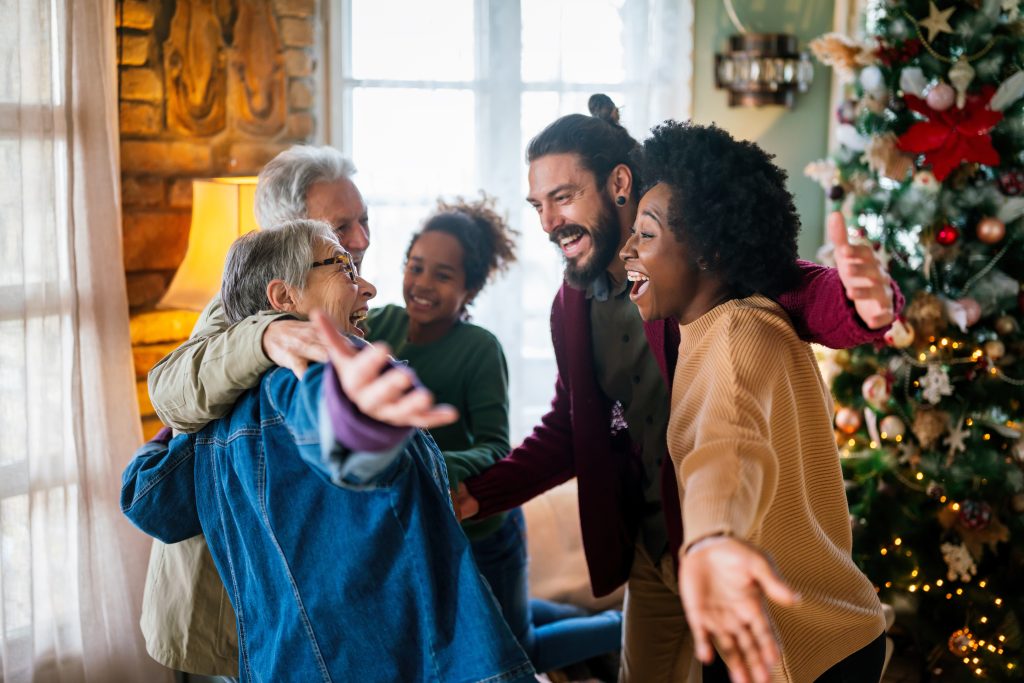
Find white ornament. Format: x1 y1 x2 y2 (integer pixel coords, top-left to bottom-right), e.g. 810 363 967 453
919 364 954 405
880 415 906 440
860 65 886 94
804 158 839 190
865 408 881 445
899 67 929 97
1004 0 1020 21
941 542 977 582
836 124 869 152
862 374 892 410
949 57 976 109
944 298 980 333
944 417 969 460
996 196 1024 224
990 70 1024 111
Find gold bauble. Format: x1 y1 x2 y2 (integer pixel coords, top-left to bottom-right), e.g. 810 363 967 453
984 340 1006 361
976 216 1005 244
994 315 1019 336
835 407 862 435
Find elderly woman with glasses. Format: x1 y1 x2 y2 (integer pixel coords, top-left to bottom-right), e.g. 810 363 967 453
121 219 535 683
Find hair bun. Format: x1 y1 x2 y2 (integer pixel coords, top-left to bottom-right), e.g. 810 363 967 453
588 93 620 124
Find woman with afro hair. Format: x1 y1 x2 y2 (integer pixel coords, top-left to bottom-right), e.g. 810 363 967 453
620 121 886 683
365 195 623 675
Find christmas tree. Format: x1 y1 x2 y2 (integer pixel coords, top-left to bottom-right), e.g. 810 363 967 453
807 1 1024 680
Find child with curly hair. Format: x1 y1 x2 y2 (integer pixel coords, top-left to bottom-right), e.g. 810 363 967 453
365 195 623 674
620 121 886 683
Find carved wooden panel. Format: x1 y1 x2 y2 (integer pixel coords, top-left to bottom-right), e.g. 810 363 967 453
163 0 227 137
230 0 286 136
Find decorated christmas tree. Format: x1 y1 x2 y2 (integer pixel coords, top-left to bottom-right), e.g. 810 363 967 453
807 1 1024 680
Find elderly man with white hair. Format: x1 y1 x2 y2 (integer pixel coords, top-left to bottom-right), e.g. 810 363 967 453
141 146 376 678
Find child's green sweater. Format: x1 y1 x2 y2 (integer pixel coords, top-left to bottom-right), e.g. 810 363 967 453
366 304 510 539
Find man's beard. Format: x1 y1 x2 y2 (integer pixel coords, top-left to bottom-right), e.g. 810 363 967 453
550 196 621 290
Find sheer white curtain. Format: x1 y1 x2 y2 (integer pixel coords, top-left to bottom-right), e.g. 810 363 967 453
328 0 694 442
0 1 167 680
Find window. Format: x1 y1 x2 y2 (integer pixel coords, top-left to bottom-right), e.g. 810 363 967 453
0 0 73 668
328 0 693 441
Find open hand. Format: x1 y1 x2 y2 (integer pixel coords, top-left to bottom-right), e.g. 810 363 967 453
679 537 798 683
312 310 458 429
829 212 895 330
262 319 328 378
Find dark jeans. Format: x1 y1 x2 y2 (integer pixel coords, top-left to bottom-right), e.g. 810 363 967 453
703 632 886 682
470 507 624 673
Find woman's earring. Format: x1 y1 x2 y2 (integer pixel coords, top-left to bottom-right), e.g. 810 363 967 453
615 195 626 206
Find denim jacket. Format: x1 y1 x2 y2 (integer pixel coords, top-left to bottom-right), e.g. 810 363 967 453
122 362 534 683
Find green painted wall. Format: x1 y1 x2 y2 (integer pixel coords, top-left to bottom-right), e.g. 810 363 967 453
692 0 835 259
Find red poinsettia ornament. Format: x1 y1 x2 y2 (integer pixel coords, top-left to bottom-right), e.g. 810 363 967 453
897 86 1003 181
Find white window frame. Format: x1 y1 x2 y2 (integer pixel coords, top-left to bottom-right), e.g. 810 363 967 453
321 0 693 440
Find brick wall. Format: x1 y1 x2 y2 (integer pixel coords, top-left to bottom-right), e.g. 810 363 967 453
116 0 321 437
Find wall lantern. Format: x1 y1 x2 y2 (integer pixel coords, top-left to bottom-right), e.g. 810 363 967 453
713 1 814 108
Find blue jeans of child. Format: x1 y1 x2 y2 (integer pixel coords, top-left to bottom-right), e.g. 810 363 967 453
470 507 624 673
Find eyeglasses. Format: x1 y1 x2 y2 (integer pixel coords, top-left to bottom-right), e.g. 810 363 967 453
309 253 357 282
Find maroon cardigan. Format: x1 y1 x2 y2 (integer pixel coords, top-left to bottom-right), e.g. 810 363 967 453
466 260 903 596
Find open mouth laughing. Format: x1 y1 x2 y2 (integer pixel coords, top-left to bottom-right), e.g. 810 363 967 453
551 226 592 260
349 307 368 336
626 269 650 301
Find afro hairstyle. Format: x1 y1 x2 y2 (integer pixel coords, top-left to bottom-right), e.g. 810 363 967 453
636 120 802 299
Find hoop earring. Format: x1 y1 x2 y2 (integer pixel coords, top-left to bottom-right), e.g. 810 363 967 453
615 195 626 206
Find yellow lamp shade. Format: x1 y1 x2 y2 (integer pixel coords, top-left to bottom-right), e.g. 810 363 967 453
158 177 258 311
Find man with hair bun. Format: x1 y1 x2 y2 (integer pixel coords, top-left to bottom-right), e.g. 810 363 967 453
457 96 902 681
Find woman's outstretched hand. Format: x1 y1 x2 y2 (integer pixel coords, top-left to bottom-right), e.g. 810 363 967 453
678 537 798 683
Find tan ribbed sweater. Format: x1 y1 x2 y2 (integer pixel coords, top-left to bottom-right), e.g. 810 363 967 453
669 295 885 683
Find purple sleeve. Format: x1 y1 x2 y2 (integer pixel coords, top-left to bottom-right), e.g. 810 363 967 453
777 260 905 349
323 362 411 453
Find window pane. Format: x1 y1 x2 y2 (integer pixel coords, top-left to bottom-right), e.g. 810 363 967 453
352 88 476 205
1 494 29 636
521 0 626 83
521 90 625 151
350 0 474 81
518 206 563 317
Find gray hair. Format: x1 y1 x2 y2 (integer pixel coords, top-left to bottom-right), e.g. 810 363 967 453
254 145 357 228
221 220 340 323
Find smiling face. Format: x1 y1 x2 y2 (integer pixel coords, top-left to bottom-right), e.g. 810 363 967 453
291 242 376 336
620 183 716 323
305 177 370 269
527 153 623 289
403 230 474 338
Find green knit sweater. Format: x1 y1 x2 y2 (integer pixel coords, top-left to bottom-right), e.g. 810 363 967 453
366 304 510 539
